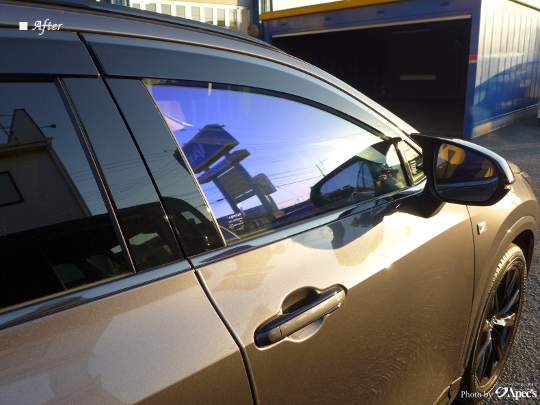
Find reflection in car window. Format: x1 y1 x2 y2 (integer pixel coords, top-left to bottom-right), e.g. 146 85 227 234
63 78 184 270
0 82 130 310
105 79 224 257
400 141 425 183
310 142 405 210
146 80 407 242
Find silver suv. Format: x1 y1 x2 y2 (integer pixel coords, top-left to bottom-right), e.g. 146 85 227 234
0 1 537 404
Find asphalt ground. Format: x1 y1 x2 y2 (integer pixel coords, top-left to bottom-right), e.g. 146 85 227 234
469 116 540 404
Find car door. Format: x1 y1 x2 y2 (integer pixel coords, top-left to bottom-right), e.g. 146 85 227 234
149 83 475 405
0 28 252 404
90 33 477 404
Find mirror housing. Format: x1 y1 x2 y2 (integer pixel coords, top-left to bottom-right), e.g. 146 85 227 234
410 134 515 209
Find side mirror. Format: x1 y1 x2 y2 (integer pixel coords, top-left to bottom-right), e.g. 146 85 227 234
410 134 515 208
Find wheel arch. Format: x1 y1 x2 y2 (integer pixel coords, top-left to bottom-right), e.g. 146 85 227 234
482 215 537 299
512 229 535 275
460 215 537 376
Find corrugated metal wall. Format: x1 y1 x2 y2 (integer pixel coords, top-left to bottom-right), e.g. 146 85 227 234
273 19 471 101
262 0 540 138
471 0 540 136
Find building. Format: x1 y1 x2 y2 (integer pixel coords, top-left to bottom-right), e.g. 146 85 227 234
260 0 540 138
0 109 91 234
105 0 254 34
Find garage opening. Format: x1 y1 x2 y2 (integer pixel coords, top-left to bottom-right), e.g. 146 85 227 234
273 18 471 137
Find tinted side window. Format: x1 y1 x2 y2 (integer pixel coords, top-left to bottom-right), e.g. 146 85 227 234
62 78 184 270
105 79 224 257
146 81 408 241
0 82 130 310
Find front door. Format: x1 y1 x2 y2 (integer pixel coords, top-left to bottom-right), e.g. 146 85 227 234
143 79 475 404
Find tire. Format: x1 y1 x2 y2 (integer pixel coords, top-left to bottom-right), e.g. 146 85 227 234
457 243 526 403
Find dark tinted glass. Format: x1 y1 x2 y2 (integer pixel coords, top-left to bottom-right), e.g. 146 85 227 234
146 81 407 241
106 79 224 257
62 78 184 270
0 82 129 310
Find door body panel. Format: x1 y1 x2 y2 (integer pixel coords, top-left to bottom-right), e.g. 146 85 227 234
197 190 474 404
0 268 252 404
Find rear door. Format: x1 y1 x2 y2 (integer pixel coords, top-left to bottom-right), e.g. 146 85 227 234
0 27 251 404
89 33 477 404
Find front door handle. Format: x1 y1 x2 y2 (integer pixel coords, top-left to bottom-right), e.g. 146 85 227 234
254 287 346 347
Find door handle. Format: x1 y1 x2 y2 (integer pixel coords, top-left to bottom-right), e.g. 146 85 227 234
254 287 346 347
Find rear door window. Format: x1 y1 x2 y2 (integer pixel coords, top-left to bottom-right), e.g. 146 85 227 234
146 80 409 242
0 82 130 310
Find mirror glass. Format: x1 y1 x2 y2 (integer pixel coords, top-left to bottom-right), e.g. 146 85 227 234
435 143 498 202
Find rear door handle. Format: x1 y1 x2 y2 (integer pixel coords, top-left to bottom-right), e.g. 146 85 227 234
254 287 346 347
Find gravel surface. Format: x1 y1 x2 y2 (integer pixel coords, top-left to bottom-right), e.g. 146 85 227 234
469 116 540 404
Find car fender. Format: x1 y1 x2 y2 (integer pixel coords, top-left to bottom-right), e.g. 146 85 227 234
460 212 538 372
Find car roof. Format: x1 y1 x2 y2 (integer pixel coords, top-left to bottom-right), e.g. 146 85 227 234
5 0 275 49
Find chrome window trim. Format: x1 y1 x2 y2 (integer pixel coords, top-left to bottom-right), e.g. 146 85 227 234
0 260 192 330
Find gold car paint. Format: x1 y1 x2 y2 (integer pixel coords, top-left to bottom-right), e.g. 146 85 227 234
0 268 252 404
196 194 474 405
463 175 539 363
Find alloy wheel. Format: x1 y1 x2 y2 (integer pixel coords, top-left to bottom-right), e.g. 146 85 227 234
474 264 522 389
